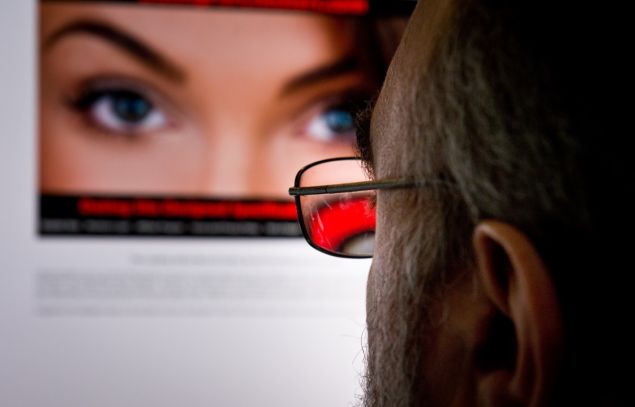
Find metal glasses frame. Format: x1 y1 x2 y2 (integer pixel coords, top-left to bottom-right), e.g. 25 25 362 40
288 157 429 258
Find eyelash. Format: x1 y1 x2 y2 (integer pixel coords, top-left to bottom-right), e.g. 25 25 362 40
354 100 375 172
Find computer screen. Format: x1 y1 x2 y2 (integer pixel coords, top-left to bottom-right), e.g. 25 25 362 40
1 1 408 405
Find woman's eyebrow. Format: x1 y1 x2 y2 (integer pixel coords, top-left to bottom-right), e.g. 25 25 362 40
43 19 186 83
279 55 359 97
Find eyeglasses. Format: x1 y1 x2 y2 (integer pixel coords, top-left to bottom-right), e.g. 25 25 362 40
288 157 427 258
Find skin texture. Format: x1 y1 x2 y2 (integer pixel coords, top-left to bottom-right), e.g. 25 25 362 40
40 3 376 198
364 2 564 406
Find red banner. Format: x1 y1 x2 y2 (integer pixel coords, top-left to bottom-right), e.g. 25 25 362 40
40 195 302 237
77 197 297 221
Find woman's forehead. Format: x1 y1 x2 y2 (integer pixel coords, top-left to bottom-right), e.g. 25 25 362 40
40 3 358 76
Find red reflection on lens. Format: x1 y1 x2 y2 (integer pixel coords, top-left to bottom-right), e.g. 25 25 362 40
309 196 375 252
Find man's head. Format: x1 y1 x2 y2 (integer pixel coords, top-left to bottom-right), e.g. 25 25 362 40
361 1 633 405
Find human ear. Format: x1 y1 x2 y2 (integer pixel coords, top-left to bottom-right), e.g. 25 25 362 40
472 221 563 406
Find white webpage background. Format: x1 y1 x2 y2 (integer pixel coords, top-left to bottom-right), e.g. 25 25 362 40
0 2 371 406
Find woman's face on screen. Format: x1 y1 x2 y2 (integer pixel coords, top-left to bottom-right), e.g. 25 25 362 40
39 3 375 198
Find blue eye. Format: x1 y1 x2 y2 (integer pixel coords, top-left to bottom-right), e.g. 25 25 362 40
111 91 153 123
72 88 168 134
306 107 356 143
324 109 354 133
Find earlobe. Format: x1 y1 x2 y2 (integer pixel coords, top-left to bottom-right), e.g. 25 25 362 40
472 221 563 406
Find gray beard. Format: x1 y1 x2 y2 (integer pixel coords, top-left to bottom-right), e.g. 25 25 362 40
360 260 436 407
360 187 456 407
361 305 415 407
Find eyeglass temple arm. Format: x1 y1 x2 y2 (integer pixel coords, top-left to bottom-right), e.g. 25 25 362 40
288 179 422 196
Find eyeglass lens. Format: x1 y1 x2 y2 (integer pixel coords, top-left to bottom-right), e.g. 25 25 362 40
298 159 375 257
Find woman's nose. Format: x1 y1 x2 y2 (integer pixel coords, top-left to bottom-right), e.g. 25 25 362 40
200 125 269 198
